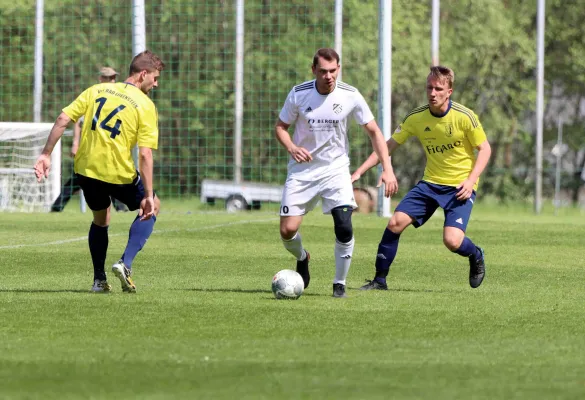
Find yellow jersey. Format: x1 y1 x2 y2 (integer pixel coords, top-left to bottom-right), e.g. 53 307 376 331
392 100 487 190
62 82 159 184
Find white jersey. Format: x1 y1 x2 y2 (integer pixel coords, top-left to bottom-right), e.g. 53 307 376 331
279 79 374 181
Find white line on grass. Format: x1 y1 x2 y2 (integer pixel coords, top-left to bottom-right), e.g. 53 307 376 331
0 217 278 250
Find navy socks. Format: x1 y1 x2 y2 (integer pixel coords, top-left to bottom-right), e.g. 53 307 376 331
121 215 156 270
455 236 481 259
88 223 108 281
374 228 401 283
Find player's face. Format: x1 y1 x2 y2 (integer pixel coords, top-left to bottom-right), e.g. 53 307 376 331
312 57 339 94
140 70 160 94
426 77 452 111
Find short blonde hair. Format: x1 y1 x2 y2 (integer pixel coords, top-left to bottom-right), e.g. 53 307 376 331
429 66 454 88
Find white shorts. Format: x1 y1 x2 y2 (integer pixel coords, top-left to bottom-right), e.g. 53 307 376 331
280 170 358 216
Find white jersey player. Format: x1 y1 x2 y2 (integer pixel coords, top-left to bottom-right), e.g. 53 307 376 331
275 48 396 298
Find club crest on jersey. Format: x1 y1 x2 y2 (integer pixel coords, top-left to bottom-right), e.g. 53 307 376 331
333 103 342 114
445 123 453 137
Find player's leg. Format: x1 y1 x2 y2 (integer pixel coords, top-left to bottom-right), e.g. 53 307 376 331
78 174 113 292
51 173 79 212
362 181 437 290
111 176 160 292
320 170 358 298
442 190 485 288
359 211 412 290
330 206 353 298
280 177 319 289
112 197 129 212
120 195 160 267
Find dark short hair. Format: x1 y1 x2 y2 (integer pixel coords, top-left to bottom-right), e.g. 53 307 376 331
428 65 454 88
129 50 165 75
312 48 340 68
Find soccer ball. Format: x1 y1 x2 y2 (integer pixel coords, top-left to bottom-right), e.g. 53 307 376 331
271 269 304 300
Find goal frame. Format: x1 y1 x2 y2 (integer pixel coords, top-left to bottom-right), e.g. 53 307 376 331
0 122 61 211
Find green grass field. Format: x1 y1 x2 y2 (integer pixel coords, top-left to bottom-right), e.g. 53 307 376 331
0 201 584 399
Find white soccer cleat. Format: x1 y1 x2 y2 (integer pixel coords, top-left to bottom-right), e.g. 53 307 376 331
91 279 112 293
112 261 136 293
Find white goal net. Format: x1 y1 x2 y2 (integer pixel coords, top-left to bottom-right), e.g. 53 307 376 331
0 122 61 212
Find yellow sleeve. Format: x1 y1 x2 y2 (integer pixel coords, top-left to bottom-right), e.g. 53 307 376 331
62 87 92 122
391 119 412 144
137 103 159 149
465 111 487 147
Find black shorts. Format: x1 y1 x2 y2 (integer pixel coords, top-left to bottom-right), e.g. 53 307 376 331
77 173 155 212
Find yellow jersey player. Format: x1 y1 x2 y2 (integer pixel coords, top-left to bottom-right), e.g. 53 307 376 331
34 50 165 293
352 65 492 290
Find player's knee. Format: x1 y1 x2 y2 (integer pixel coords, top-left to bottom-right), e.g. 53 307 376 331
388 217 400 233
443 233 463 252
388 213 408 234
332 206 353 243
280 220 298 240
92 209 110 227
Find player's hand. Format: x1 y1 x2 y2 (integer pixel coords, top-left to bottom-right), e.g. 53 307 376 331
351 171 361 183
289 145 312 163
34 154 51 182
139 196 155 221
378 169 398 198
456 179 475 201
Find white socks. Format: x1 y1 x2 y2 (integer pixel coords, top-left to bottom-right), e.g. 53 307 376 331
281 232 307 261
334 237 355 285
283 233 354 284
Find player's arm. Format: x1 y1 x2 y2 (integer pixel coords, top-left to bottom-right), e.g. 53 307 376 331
359 120 397 197
351 137 400 181
34 112 71 182
139 146 154 198
71 119 82 157
275 118 312 163
138 146 155 220
456 113 492 200
456 139 492 200
136 103 160 220
468 140 491 183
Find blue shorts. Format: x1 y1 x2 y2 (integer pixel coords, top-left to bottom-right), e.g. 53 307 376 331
77 173 155 212
395 181 476 231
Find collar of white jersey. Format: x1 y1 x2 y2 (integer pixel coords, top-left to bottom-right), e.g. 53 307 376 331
313 79 339 96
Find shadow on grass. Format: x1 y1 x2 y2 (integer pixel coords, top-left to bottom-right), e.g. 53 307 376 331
0 288 90 294
177 287 329 297
387 287 443 293
346 286 443 293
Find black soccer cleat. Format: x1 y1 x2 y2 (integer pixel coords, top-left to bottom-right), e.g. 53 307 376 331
360 278 388 291
469 247 485 289
332 283 347 298
296 251 310 289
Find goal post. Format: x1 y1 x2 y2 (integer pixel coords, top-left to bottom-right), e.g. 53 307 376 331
0 122 61 212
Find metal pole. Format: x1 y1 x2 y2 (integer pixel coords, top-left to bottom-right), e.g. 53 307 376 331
33 0 44 123
554 118 563 215
334 0 343 81
234 0 244 184
431 0 440 66
535 0 545 214
132 0 146 55
132 0 146 168
377 0 392 218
